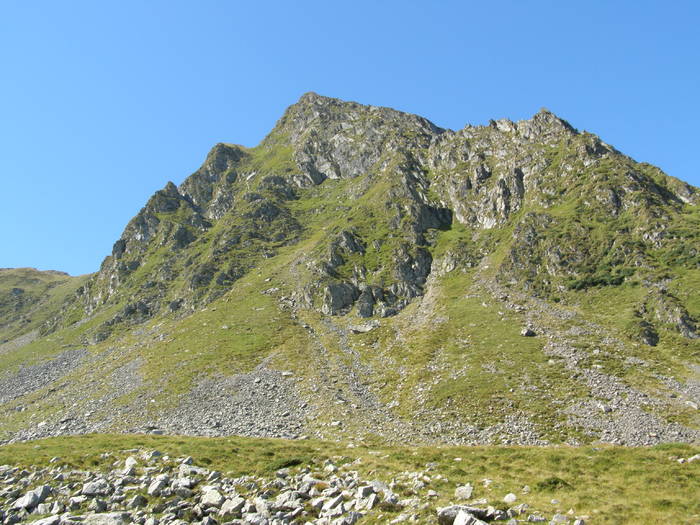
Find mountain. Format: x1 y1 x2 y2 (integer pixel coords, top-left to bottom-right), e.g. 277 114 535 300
1 93 698 447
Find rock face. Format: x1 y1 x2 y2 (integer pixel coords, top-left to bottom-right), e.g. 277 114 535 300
51 93 697 334
1 93 699 447
57 93 695 329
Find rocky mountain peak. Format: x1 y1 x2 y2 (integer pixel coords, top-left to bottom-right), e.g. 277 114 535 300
1 93 699 455
529 107 577 134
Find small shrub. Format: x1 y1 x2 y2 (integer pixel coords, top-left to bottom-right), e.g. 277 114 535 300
535 476 572 491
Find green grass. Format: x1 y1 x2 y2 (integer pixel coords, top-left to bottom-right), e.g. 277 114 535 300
353 268 589 440
0 434 698 525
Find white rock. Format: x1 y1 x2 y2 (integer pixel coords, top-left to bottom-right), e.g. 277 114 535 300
454 483 474 500
201 489 225 508
82 513 132 525
219 496 245 515
503 492 517 504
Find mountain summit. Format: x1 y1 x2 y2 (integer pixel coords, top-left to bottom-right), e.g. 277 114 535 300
1 94 698 447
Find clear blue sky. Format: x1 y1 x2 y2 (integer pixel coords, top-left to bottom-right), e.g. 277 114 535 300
1 1 698 275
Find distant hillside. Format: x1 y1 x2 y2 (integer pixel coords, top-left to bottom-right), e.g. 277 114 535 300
0 268 88 348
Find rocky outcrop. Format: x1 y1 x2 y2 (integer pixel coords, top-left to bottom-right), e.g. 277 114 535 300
273 92 443 184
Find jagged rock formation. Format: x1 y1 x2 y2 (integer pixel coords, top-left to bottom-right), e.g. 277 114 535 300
0 93 698 446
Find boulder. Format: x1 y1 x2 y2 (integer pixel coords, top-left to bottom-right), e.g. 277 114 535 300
82 479 112 496
219 496 245 516
454 483 473 500
438 505 489 525
201 488 224 508
11 491 39 511
82 513 132 525
454 510 488 525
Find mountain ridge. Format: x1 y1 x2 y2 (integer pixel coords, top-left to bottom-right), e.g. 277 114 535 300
0 93 698 448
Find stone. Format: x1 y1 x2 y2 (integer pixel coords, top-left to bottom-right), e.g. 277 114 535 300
11 491 39 511
255 496 272 517
26 518 60 525
438 505 490 524
274 490 301 509
356 485 374 498
219 496 245 516
504 493 517 504
454 510 488 525
148 475 169 496
82 479 112 496
88 499 108 512
364 493 379 510
201 488 225 508
521 327 536 337
82 513 132 525
335 512 363 525
321 282 360 315
32 485 51 503
123 456 138 475
454 483 474 500
242 515 269 525
179 463 209 477
127 494 147 508
323 494 345 511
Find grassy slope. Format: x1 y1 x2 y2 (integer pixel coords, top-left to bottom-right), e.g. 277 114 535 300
0 268 89 344
0 434 698 525
1 168 698 441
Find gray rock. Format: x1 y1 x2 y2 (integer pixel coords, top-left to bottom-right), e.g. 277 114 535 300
26 517 60 525
454 483 473 500
220 496 245 516
242 515 268 525
122 456 138 475
454 510 488 525
322 494 345 511
127 494 147 508
82 479 112 496
322 282 360 315
334 512 363 525
201 488 225 508
148 475 169 496
504 493 517 504
82 513 132 525
88 499 108 512
438 505 490 525
11 491 39 510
